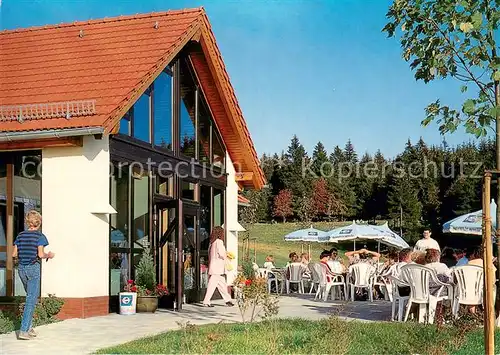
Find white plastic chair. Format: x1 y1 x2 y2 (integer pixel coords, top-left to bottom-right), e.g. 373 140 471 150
257 268 272 293
286 263 305 293
309 263 345 301
269 268 285 294
347 263 376 302
387 275 410 321
451 265 483 317
400 264 454 324
308 262 320 294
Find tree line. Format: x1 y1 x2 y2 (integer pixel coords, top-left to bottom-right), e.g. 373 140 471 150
240 135 496 243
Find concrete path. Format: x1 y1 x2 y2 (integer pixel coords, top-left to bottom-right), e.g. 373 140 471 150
0 295 391 355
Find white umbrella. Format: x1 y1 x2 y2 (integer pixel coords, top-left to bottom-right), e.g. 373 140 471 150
284 226 328 258
371 222 410 249
442 199 496 236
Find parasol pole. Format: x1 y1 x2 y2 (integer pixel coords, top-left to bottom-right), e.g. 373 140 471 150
483 172 495 354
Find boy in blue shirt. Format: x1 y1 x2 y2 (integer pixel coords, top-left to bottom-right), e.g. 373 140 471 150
12 210 55 340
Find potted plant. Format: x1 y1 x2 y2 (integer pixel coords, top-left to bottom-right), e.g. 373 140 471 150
155 284 172 309
119 280 137 315
135 247 159 313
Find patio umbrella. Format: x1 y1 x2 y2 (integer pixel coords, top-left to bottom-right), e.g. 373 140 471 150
371 222 410 250
322 222 386 250
442 199 497 236
283 226 328 258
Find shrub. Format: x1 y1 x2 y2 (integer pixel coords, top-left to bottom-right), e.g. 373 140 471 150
135 247 156 293
233 273 279 323
0 311 16 334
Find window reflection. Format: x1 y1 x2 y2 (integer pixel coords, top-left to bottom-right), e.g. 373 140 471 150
133 91 151 143
110 166 130 295
213 188 224 227
181 181 196 201
133 173 149 248
183 215 196 292
198 97 211 164
180 59 196 158
212 132 225 170
119 111 131 136
154 71 173 150
199 185 211 289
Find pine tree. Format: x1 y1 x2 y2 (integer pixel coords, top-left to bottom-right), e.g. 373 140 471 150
312 141 330 178
344 139 358 164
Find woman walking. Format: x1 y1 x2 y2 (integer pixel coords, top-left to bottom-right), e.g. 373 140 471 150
202 226 234 307
12 210 55 340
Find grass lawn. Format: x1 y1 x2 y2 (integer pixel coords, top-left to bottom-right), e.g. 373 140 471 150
96 317 487 354
239 222 388 267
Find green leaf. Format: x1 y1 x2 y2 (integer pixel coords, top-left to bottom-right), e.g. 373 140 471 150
461 85 468 93
471 12 482 29
463 99 475 114
494 71 500 81
487 106 499 119
460 22 474 33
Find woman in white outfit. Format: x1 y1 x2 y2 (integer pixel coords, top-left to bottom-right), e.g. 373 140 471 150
202 226 234 307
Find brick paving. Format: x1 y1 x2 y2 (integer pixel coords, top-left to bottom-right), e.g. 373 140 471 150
0 296 391 355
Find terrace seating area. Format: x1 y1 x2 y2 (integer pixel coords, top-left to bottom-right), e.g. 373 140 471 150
255 260 489 325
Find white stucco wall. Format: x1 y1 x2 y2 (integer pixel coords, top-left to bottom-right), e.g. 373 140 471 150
224 153 239 285
41 135 110 298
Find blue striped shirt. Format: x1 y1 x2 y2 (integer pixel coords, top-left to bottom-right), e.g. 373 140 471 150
14 230 49 265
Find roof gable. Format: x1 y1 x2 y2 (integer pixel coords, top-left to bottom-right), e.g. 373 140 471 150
0 8 265 189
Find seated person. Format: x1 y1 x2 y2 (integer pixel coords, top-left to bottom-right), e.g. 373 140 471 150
300 253 311 279
380 250 399 275
263 255 276 270
467 246 497 272
454 248 469 266
286 252 299 267
327 248 346 274
425 248 452 283
440 247 456 268
345 248 380 265
319 250 339 282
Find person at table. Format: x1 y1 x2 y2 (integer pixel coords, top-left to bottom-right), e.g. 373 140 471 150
286 252 299 267
263 255 275 270
414 229 440 253
425 249 452 283
319 251 339 282
345 248 380 265
467 246 497 272
453 248 469 266
380 250 399 275
327 248 346 274
440 247 456 268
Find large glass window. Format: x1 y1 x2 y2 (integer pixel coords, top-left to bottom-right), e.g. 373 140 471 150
198 97 211 164
110 166 129 295
213 188 224 227
119 111 131 136
133 91 151 143
133 171 149 248
155 175 172 196
212 131 225 170
180 59 196 158
154 71 173 150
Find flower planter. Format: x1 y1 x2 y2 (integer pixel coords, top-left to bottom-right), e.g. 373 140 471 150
119 292 137 315
136 295 158 313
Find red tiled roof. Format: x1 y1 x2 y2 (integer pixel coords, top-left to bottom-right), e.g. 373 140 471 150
0 8 265 189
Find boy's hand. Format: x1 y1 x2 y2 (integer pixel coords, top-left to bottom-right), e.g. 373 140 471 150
47 251 55 259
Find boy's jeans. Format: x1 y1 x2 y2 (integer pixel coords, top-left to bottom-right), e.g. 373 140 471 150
18 263 41 332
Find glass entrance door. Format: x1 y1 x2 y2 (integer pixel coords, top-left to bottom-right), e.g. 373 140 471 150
154 200 177 297
182 213 197 303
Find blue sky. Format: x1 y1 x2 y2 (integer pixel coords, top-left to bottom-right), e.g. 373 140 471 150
0 0 481 158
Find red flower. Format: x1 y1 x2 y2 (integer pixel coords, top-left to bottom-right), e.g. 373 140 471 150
127 280 134 284
131 286 137 292
245 279 252 286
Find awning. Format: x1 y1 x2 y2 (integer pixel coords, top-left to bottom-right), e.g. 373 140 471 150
238 194 251 207
222 221 246 232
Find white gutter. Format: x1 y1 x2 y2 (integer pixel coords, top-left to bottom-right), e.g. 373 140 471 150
0 127 104 142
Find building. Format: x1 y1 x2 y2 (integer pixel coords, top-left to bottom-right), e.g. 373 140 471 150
0 8 264 319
